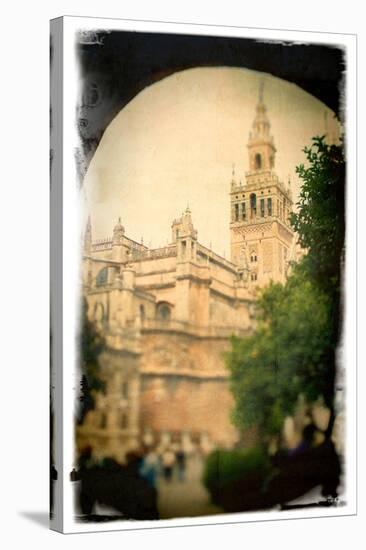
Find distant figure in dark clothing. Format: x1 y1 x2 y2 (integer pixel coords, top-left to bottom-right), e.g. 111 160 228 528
175 448 186 482
77 449 159 520
288 423 317 458
162 449 176 482
139 448 160 488
266 424 341 506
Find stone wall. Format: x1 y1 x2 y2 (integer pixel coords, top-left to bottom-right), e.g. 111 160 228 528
140 374 238 448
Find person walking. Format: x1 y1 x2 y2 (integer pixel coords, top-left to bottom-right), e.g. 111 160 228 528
161 448 176 482
175 447 186 482
139 447 160 489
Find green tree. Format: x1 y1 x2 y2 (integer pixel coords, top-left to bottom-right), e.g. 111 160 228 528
291 136 345 435
227 136 345 442
291 136 345 295
228 273 332 440
77 297 105 424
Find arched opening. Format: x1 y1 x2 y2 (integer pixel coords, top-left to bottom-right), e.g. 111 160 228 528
96 266 108 287
260 198 265 217
255 153 262 170
84 67 341 258
77 31 343 180
156 302 172 322
267 197 273 216
234 203 239 222
250 193 257 218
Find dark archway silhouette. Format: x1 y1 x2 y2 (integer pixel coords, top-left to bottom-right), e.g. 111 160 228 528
74 29 344 180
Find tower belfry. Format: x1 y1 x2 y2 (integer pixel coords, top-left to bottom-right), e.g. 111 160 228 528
229 84 294 286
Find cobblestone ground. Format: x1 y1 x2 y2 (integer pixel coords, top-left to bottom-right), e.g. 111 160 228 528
157 453 224 520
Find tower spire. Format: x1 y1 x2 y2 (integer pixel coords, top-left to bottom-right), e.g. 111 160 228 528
247 83 276 172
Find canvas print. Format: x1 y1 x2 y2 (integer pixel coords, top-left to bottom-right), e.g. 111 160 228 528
50 17 356 533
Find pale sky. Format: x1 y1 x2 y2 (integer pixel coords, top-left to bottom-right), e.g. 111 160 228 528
82 67 339 256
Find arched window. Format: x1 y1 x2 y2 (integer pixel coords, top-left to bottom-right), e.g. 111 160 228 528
255 153 262 169
260 198 265 217
250 251 258 263
267 197 272 216
250 193 257 217
234 203 239 221
156 302 171 322
96 266 108 286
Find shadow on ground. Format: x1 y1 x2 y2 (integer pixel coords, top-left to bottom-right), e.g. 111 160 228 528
19 511 49 529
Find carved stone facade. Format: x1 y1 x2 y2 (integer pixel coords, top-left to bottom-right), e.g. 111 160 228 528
77 94 297 461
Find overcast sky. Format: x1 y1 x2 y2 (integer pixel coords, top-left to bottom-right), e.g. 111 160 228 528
82 67 339 256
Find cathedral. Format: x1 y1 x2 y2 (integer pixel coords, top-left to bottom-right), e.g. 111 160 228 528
77 92 297 462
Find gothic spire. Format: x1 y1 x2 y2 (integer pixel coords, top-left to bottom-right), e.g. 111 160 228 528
247 82 276 171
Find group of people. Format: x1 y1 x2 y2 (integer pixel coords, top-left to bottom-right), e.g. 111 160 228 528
75 446 160 519
139 446 187 488
72 443 190 518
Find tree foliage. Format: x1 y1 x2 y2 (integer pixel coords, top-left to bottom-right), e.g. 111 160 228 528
229 273 332 436
290 136 345 296
77 297 105 424
227 136 345 440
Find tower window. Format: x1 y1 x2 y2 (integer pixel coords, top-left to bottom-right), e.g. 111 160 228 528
250 193 257 217
241 202 246 220
234 203 239 221
260 198 265 217
251 273 258 281
255 153 262 169
267 198 272 216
